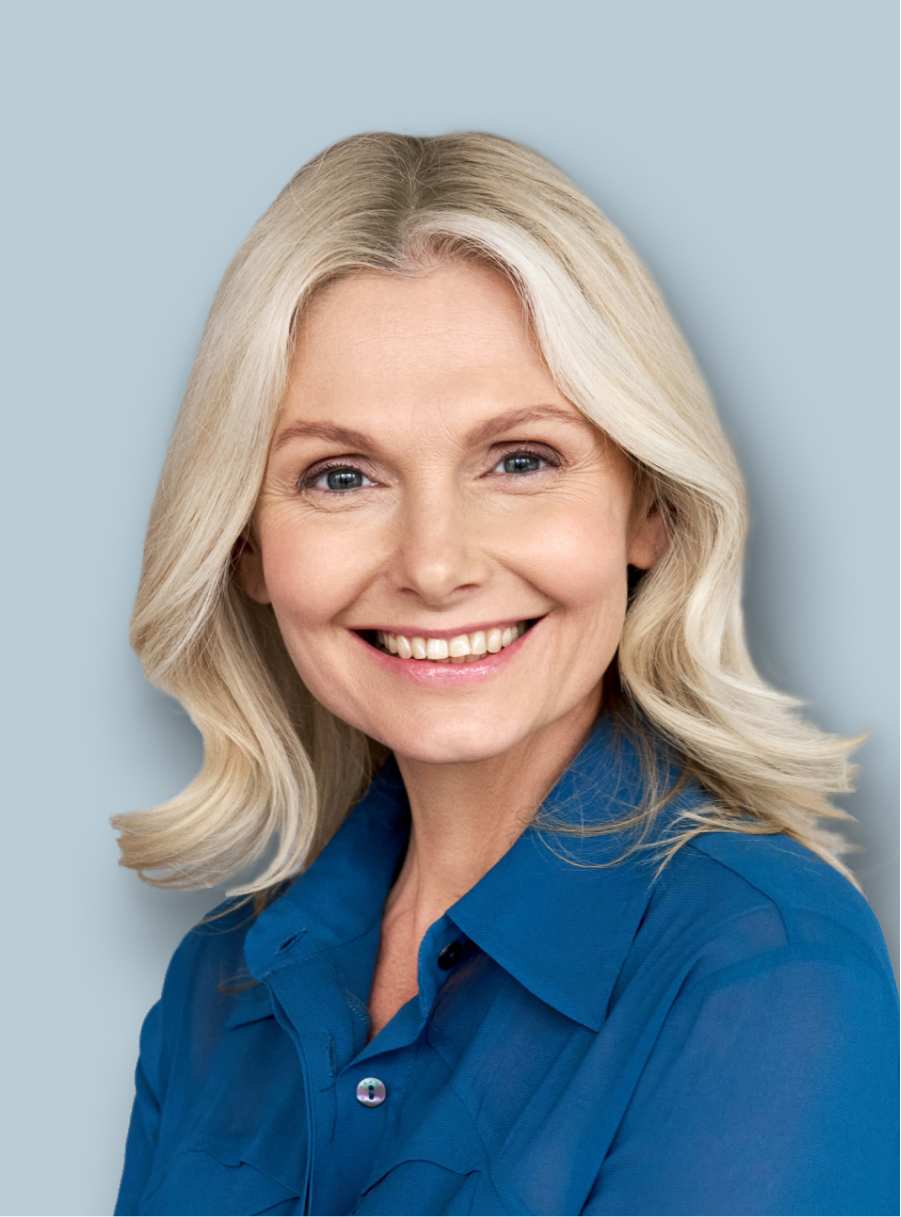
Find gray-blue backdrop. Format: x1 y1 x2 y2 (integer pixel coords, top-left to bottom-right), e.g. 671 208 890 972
1 2 896 1214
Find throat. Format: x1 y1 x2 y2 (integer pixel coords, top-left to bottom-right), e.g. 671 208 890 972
367 916 420 1041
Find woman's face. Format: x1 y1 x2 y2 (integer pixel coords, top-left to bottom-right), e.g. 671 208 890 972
239 261 664 766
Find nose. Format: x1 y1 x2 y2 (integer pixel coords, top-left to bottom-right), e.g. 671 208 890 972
390 480 490 607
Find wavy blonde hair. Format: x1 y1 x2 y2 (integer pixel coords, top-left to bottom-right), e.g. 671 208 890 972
113 132 862 895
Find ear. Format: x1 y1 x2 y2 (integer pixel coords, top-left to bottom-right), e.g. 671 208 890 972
627 500 669 571
234 532 272 604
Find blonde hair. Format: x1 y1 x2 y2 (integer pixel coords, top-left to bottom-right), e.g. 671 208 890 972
113 132 862 894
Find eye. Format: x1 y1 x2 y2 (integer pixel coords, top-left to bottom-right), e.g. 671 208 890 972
306 464 376 492
501 453 541 474
490 448 556 475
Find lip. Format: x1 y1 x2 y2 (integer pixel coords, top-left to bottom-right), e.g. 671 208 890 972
350 618 538 686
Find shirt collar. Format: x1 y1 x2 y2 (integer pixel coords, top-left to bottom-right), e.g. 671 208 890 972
244 763 408 980
245 716 702 1033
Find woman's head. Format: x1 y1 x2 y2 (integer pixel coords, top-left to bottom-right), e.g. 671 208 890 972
117 132 858 892
236 259 665 768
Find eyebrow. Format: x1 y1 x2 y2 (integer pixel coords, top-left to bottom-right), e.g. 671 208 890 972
272 405 587 453
464 405 586 446
272 421 374 451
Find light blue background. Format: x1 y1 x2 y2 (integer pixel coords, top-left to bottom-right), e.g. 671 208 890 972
1 3 896 1214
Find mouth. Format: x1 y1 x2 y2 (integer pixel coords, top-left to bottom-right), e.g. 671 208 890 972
357 619 540 664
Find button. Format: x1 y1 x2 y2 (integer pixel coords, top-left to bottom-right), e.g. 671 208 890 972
356 1077 387 1107
437 940 463 970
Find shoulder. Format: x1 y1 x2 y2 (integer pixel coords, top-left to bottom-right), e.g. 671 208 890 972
148 899 271 1092
594 835 899 1217
642 830 896 998
160 898 258 1002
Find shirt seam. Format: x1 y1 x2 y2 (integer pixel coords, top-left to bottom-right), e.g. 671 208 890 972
681 839 791 940
677 940 893 1003
682 839 894 991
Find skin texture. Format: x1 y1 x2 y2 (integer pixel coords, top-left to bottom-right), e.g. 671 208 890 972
238 262 667 1035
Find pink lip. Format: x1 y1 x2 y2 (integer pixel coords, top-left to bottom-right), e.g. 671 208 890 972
359 618 530 642
350 620 535 686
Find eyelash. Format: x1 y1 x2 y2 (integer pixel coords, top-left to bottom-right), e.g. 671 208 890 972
299 445 561 493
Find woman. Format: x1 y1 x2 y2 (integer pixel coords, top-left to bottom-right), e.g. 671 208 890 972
113 133 897 1216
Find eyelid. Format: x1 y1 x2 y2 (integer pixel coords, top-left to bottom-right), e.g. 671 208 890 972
491 438 561 456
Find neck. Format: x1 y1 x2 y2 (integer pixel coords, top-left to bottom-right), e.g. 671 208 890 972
386 695 600 941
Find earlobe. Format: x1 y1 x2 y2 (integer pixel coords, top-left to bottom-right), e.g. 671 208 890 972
627 504 670 571
234 533 272 605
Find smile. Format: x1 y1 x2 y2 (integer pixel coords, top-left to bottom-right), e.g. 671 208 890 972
369 621 531 664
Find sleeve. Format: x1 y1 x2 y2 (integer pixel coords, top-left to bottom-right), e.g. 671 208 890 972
114 999 164 1216
584 950 900 1217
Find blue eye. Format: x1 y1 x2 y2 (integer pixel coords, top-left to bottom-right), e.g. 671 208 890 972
326 469 364 490
310 466 374 491
494 451 547 474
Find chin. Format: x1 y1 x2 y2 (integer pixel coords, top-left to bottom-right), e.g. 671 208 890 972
374 714 536 767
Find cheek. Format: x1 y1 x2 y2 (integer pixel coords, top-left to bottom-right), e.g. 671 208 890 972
260 517 377 632
510 501 631 621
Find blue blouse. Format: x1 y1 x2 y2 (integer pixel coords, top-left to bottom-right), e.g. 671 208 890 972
116 719 899 1216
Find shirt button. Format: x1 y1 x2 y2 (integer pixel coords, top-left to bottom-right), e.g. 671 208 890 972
437 940 463 970
356 1077 387 1107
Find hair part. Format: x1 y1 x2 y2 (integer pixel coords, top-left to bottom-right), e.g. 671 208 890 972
113 132 863 896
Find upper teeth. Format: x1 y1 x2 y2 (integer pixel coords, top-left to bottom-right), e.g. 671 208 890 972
376 622 527 662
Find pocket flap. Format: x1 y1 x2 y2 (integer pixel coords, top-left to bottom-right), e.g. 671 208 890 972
354 1159 482 1216
140 1148 300 1216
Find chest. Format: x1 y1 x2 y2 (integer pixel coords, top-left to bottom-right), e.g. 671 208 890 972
142 950 664 1217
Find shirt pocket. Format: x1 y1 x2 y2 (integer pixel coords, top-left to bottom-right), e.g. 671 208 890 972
351 1159 483 1216
137 1147 300 1216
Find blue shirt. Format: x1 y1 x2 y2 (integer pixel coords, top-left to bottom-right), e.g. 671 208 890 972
116 719 899 1216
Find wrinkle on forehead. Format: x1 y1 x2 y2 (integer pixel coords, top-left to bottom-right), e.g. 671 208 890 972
292 262 537 373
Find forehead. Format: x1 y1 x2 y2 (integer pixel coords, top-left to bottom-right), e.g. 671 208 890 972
284 261 573 429
296 260 533 359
